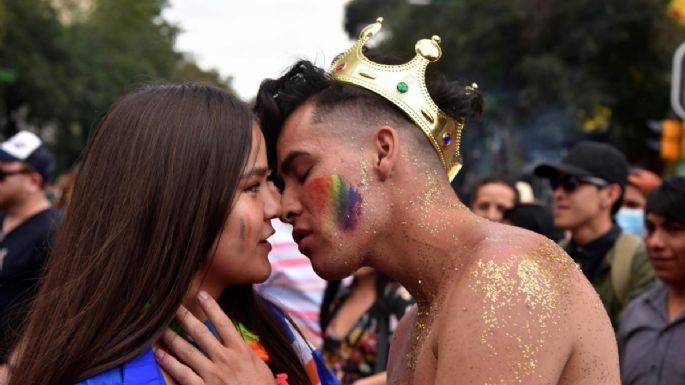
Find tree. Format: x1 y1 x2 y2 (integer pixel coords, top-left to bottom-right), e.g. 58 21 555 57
344 0 685 180
0 0 232 172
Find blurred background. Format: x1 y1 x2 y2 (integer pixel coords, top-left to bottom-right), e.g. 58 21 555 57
3 0 685 195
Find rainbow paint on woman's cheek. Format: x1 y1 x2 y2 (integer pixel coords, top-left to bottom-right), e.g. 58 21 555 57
305 175 362 232
239 218 251 246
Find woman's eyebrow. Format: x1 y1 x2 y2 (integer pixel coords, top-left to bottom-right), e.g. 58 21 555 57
241 167 269 179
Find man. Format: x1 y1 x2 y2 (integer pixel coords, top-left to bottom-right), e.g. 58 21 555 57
156 18 619 384
534 142 655 328
618 177 685 385
468 176 519 222
615 168 661 237
0 131 62 366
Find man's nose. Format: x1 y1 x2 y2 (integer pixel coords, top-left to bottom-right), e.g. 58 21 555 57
263 184 282 220
280 186 302 224
486 206 500 222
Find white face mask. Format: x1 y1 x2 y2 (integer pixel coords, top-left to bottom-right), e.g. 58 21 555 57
615 208 645 237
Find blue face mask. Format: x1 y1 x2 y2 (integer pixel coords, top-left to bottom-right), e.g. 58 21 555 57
615 208 645 237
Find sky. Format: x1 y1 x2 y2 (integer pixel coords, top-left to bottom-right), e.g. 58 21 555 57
164 0 354 100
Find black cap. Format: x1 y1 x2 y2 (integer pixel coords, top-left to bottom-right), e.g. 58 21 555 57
534 141 628 187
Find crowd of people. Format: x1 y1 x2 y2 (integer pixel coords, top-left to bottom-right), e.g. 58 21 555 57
0 17 683 385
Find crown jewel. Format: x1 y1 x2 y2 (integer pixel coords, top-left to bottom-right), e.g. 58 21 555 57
329 17 466 181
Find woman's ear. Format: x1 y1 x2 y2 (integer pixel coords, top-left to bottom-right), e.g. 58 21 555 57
372 126 400 181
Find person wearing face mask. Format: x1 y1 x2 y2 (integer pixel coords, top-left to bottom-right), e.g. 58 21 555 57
534 142 656 329
615 169 662 237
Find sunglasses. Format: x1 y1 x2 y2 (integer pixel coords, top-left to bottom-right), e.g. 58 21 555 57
550 175 609 193
0 169 33 182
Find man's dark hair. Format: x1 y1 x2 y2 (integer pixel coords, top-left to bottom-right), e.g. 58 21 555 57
253 54 483 182
503 203 563 241
468 176 520 207
645 176 685 225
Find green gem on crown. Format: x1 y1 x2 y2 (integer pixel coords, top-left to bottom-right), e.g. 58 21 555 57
396 82 409 93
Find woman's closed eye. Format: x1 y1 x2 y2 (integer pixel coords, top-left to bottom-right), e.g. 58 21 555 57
245 181 262 193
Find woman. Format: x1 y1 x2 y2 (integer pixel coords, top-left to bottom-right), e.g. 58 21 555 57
320 268 414 385
8 84 334 385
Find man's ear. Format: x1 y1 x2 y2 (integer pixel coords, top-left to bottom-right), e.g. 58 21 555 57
604 184 622 208
27 172 44 192
372 126 399 181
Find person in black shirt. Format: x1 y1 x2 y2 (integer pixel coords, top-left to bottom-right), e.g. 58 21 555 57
534 141 655 328
0 131 61 369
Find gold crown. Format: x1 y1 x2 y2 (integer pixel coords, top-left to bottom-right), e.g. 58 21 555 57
329 17 473 181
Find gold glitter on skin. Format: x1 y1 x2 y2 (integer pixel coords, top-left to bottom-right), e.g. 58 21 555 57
468 242 577 385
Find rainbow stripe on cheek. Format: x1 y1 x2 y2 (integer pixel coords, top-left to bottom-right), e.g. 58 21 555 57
239 218 251 243
306 175 362 231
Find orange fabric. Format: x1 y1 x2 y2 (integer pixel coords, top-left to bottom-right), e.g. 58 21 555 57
249 340 271 362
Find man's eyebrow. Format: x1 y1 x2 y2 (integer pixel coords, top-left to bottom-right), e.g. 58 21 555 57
241 167 269 180
280 150 309 175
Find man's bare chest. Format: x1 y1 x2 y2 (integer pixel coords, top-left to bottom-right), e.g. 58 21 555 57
387 314 438 385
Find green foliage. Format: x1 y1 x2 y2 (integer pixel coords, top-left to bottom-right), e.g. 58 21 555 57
344 0 685 173
0 0 232 172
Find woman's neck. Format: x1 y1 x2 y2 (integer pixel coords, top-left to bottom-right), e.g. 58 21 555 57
183 276 225 321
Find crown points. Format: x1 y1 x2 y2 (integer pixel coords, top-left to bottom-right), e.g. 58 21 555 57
360 17 383 40
432 35 441 44
416 38 442 62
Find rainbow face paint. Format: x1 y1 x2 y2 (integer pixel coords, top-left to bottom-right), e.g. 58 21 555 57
239 218 251 242
306 175 362 232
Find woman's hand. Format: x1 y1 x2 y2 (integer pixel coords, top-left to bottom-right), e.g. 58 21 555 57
0 364 8 385
154 291 275 385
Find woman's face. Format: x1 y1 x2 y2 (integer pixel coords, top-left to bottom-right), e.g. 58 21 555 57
202 124 281 287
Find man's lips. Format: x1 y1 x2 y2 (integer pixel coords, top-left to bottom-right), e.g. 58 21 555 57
292 228 312 245
649 256 673 266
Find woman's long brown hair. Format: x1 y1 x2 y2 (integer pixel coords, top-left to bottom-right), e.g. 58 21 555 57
8 84 253 385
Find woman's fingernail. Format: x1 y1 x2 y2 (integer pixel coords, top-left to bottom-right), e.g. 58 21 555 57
153 347 165 360
198 290 209 301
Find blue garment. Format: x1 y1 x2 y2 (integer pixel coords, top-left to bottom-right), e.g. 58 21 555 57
74 347 164 385
74 306 339 385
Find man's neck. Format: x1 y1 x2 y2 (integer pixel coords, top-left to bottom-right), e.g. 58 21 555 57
667 283 685 321
570 214 614 245
369 199 486 309
2 193 50 233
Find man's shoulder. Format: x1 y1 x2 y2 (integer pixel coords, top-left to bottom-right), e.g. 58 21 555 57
433 240 617 384
619 282 665 325
9 207 63 237
440 232 597 338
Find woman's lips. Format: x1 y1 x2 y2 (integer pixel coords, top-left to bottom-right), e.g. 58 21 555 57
258 239 272 252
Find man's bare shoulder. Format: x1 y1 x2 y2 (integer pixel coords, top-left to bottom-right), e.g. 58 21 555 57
387 305 417 379
433 225 619 384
